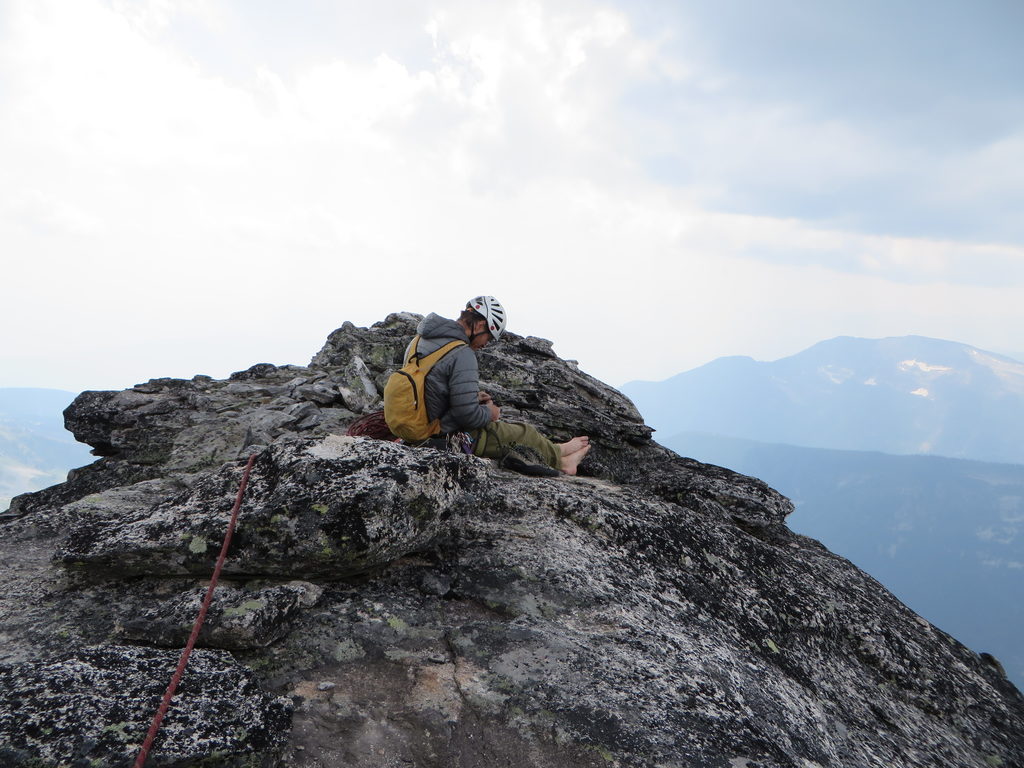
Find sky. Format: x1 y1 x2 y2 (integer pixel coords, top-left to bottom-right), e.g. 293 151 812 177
2 0 1023 393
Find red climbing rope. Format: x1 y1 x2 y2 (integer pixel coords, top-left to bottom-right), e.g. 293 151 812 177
132 453 258 768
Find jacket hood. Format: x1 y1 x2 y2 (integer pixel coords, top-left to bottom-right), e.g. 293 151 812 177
416 313 468 343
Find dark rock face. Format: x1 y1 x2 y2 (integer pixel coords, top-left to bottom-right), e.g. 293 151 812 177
117 581 324 651
0 645 292 767
1 314 1022 768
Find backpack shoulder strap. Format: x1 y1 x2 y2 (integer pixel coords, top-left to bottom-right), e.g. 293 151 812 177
405 335 422 365
418 339 467 369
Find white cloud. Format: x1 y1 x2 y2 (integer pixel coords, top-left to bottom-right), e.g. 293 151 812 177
1 0 1022 392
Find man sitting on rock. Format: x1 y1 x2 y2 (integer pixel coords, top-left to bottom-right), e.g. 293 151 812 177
404 296 590 476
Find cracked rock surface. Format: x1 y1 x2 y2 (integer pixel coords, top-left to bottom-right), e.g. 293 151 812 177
1 314 1022 767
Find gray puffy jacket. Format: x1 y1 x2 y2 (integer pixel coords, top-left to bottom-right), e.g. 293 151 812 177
406 314 492 433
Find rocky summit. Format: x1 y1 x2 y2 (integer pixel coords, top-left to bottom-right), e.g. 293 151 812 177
1 314 1022 768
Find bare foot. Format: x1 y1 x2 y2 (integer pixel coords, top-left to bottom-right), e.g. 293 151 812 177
559 443 591 475
558 436 590 456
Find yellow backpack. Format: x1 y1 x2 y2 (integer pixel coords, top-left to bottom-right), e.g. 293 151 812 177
383 336 467 441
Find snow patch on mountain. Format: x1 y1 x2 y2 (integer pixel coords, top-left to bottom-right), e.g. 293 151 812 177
899 359 953 373
819 365 854 384
970 349 1024 393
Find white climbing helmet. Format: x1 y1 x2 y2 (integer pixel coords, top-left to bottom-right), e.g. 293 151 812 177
467 296 507 340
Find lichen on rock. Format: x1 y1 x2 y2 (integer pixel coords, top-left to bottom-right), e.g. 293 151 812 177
0 645 292 767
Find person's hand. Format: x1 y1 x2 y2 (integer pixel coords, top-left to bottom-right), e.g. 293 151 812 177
488 402 501 422
478 391 493 405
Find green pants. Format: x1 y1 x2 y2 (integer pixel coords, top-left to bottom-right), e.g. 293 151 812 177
470 421 561 469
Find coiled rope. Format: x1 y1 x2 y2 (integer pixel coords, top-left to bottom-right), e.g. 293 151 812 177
132 453 257 768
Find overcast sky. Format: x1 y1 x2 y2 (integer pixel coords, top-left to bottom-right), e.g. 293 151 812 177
3 0 1023 393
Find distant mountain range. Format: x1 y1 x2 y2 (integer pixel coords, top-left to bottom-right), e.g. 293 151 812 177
0 389 93 511
622 336 1024 689
664 431 1024 690
622 335 1024 465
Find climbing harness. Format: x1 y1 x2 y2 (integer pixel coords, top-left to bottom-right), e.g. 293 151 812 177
448 431 476 455
132 453 257 768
